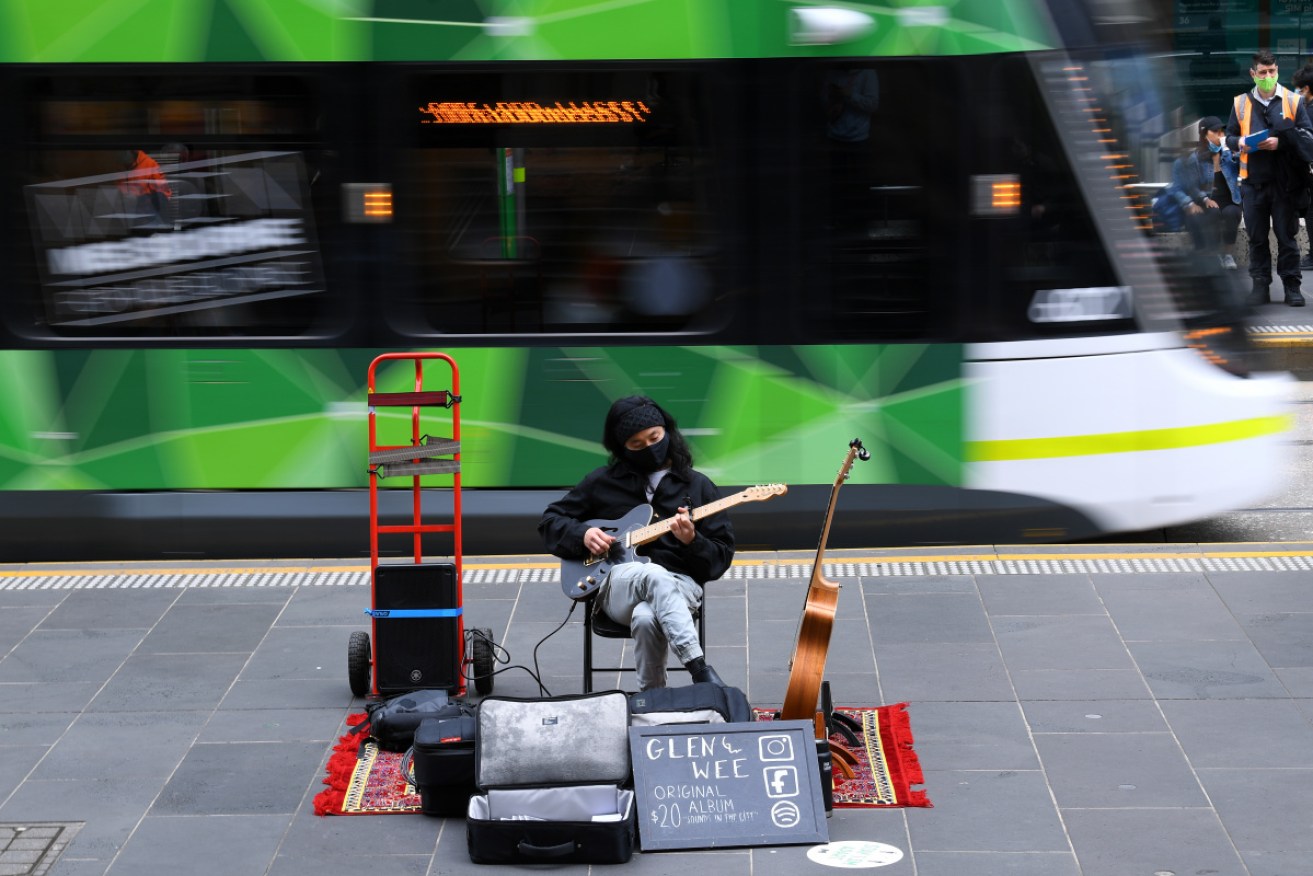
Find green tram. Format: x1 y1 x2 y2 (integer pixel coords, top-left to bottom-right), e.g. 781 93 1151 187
0 1 1291 560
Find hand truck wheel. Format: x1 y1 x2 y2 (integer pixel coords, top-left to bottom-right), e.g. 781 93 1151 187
471 627 495 696
347 630 371 697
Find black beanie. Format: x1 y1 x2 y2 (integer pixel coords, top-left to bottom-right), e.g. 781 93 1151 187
613 402 665 443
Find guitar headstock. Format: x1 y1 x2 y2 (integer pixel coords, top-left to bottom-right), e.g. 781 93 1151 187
839 438 869 483
744 483 788 502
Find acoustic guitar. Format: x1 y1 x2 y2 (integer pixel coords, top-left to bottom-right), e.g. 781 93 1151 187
559 483 787 600
779 439 869 772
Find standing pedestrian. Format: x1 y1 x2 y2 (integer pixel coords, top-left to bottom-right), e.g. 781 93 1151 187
1226 50 1313 306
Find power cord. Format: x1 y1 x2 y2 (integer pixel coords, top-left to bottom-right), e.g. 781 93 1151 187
463 601 578 698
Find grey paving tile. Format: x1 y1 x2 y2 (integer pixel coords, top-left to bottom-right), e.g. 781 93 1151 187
1208 570 1313 613
37 589 178 630
905 769 1068 852
0 711 78 746
107 814 289 876
0 629 144 684
199 707 351 743
0 605 57 651
32 710 208 781
1091 570 1212 591
912 851 1079 876
87 652 248 712
1128 640 1289 698
866 594 994 645
1099 585 1246 641
1235 611 1313 667
175 585 295 605
1033 732 1207 807
1062 808 1248 876
0 744 45 798
1275 666 1313 696
242 626 351 682
1012 667 1153 700
1160 699 1313 768
1021 700 1167 733
1196 768 1313 852
0 681 102 713
0 590 66 607
741 580 806 622
975 574 1103 615
871 643 1015 702
863 574 978 595
0 778 165 861
276 804 449 859
902 702 1039 771
152 741 326 815
219 678 360 711
138 602 283 654
622 849 759 876
268 853 433 876
276 585 372 626
1242 849 1313 876
992 615 1135 671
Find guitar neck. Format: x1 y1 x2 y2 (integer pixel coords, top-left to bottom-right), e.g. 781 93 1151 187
810 452 855 573
627 491 747 548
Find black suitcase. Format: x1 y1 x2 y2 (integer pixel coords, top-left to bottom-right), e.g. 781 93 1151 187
466 691 636 865
411 714 478 817
628 682 753 726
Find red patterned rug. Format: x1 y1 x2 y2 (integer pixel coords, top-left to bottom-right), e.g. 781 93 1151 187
314 714 422 815
313 702 929 815
753 703 931 808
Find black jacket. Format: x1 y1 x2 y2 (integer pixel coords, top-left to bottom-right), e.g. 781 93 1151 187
539 461 735 585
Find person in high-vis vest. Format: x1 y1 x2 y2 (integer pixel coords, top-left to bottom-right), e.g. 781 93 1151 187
1225 49 1313 307
1292 63 1313 271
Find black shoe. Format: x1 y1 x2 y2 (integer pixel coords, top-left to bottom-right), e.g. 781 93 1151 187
1286 288 1306 307
685 657 725 687
1246 284 1270 306
1301 254 1313 270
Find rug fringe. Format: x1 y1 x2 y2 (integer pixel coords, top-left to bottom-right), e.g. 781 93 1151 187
882 702 931 807
313 713 368 816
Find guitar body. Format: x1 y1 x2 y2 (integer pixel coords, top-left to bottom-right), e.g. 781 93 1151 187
778 572 841 721
556 483 788 602
559 504 652 600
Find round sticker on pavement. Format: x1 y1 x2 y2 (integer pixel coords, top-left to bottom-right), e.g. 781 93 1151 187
806 841 904 868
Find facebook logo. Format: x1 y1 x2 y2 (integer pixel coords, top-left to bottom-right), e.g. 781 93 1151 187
763 765 799 798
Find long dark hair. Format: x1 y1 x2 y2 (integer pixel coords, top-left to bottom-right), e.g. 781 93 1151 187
602 395 694 474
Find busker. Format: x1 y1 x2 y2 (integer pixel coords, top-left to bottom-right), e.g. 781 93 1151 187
539 395 734 691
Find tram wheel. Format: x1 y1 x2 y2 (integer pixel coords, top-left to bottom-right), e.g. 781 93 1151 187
472 627 495 696
347 630 371 697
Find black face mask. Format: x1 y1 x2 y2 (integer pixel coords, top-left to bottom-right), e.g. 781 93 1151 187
623 434 670 473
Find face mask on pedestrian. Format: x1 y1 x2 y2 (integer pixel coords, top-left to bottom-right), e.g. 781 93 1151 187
1255 74 1278 92
1207 140 1223 153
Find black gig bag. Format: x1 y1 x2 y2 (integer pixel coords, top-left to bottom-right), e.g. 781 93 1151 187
352 689 473 752
409 714 478 817
466 691 636 865
628 682 753 726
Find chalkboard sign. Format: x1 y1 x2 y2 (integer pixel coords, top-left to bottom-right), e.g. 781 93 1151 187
628 720 829 851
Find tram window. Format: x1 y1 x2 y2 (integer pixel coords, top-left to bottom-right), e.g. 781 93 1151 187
11 73 335 339
394 69 722 335
983 56 1131 338
791 61 958 340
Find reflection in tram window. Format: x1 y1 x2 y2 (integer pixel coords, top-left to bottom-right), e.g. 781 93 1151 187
398 70 721 335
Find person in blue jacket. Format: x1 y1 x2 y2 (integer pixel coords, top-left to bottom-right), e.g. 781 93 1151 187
1154 116 1243 269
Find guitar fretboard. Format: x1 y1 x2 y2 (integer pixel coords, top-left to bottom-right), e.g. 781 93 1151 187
626 491 750 548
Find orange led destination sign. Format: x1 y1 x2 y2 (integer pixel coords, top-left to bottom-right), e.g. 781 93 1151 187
420 100 652 125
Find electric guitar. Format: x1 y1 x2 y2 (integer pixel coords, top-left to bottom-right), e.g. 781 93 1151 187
559 483 788 600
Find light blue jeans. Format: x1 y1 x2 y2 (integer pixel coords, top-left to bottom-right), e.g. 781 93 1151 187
599 561 703 691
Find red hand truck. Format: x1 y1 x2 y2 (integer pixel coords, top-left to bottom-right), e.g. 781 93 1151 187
347 352 495 699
